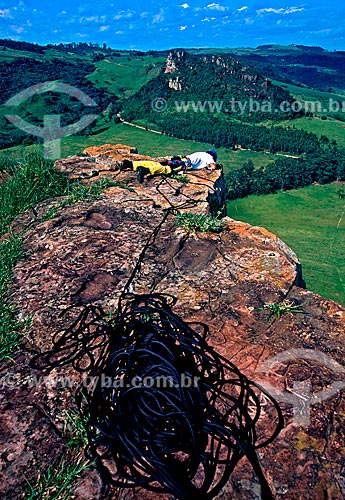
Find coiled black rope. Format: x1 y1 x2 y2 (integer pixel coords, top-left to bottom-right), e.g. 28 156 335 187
31 293 283 499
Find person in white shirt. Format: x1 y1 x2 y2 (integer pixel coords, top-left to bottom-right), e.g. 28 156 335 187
185 149 217 170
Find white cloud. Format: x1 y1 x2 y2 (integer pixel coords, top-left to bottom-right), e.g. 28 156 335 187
11 25 25 33
257 6 304 15
80 15 106 23
13 1 25 12
311 28 332 34
113 10 135 21
152 9 164 23
237 6 248 12
0 8 11 18
206 3 228 11
201 16 216 22
99 25 110 32
285 7 305 14
181 3 190 8
180 25 187 30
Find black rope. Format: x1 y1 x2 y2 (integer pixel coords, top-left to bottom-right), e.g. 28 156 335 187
31 293 283 499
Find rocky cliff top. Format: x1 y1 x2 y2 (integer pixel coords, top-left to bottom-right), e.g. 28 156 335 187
0 145 344 500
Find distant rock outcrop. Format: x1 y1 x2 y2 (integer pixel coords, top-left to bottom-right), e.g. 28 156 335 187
1 145 344 499
161 50 283 102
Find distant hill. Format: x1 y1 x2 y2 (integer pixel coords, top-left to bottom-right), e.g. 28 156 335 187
0 39 161 151
120 49 296 123
225 44 345 93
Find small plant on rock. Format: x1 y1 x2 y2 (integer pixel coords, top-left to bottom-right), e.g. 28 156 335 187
63 408 88 450
24 455 91 500
260 299 303 321
170 174 190 183
174 212 226 233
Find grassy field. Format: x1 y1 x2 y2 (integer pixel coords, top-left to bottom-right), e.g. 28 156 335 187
227 183 345 305
275 116 345 148
271 79 345 112
263 80 345 148
61 121 215 157
87 54 165 98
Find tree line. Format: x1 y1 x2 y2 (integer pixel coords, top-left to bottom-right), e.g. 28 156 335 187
151 113 323 156
225 149 345 199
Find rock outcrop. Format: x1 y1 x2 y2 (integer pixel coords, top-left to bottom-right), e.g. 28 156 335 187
0 145 344 500
53 144 228 216
161 50 283 102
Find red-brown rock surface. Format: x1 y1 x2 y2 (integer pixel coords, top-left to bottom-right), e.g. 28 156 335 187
0 146 344 499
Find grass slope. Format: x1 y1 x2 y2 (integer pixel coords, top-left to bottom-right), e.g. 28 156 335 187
276 117 345 148
265 79 345 148
1 117 280 179
271 79 345 112
228 183 345 305
87 54 165 98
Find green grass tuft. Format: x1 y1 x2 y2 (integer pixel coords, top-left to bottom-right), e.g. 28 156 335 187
0 148 69 235
24 455 91 500
0 236 29 359
170 174 190 183
174 212 226 233
62 408 89 450
260 300 303 321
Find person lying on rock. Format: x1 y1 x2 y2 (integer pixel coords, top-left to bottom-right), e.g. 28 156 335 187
119 159 184 183
184 149 218 171
119 151 221 183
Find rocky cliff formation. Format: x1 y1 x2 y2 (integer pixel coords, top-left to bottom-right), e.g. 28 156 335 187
163 50 279 101
0 145 344 500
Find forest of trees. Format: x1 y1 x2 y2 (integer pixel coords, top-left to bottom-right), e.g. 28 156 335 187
0 57 111 105
225 149 345 199
0 39 44 54
153 113 323 155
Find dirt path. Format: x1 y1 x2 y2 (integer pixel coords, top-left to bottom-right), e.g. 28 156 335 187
120 118 162 135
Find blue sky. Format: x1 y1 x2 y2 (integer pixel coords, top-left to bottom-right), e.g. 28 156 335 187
0 1 344 51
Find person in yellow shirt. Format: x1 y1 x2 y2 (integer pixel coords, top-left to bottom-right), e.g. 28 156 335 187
120 159 184 183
